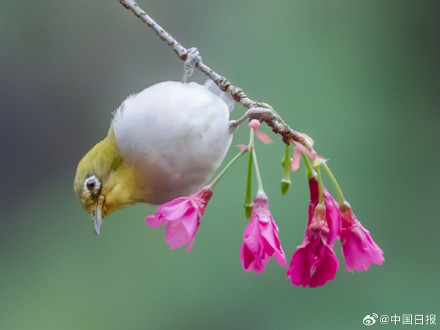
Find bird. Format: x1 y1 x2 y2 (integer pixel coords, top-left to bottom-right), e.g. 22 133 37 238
74 80 234 235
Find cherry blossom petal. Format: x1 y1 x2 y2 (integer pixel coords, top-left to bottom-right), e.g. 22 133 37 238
165 221 189 249
255 130 273 144
309 244 339 287
292 141 317 162
160 199 193 220
145 215 165 228
236 144 251 151
286 241 312 287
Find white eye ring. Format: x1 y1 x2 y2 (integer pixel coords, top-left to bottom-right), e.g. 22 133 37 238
84 175 101 193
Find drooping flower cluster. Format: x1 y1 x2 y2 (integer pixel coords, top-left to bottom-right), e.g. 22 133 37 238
145 120 384 287
285 145 384 286
284 175 384 286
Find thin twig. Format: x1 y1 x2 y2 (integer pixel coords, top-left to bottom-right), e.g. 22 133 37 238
119 0 306 145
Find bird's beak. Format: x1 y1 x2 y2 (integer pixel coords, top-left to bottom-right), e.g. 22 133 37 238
92 197 105 235
93 204 103 235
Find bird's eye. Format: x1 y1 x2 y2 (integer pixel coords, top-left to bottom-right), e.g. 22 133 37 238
84 175 101 193
87 180 95 190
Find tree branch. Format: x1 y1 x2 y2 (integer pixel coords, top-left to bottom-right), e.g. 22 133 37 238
118 0 307 146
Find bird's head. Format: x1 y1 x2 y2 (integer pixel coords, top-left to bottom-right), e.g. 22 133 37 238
74 129 137 235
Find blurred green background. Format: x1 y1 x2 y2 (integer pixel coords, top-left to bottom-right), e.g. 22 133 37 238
1 0 439 329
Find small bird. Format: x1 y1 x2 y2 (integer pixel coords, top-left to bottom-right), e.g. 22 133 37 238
74 80 233 235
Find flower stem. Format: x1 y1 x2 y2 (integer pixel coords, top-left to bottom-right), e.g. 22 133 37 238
303 155 316 179
250 130 264 193
252 148 264 193
317 167 324 204
322 162 345 204
210 149 247 189
243 128 258 218
281 143 291 195
244 147 253 218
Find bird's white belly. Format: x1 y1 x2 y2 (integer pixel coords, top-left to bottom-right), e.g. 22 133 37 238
112 81 233 204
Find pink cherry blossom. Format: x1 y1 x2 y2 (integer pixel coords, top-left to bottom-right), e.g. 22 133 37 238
145 187 213 253
287 204 339 287
240 191 286 273
340 202 385 272
248 119 272 144
286 178 340 287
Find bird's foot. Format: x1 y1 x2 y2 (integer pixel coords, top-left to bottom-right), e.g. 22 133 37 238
229 107 275 131
182 47 202 83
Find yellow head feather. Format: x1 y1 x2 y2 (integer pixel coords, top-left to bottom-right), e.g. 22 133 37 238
74 128 140 221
